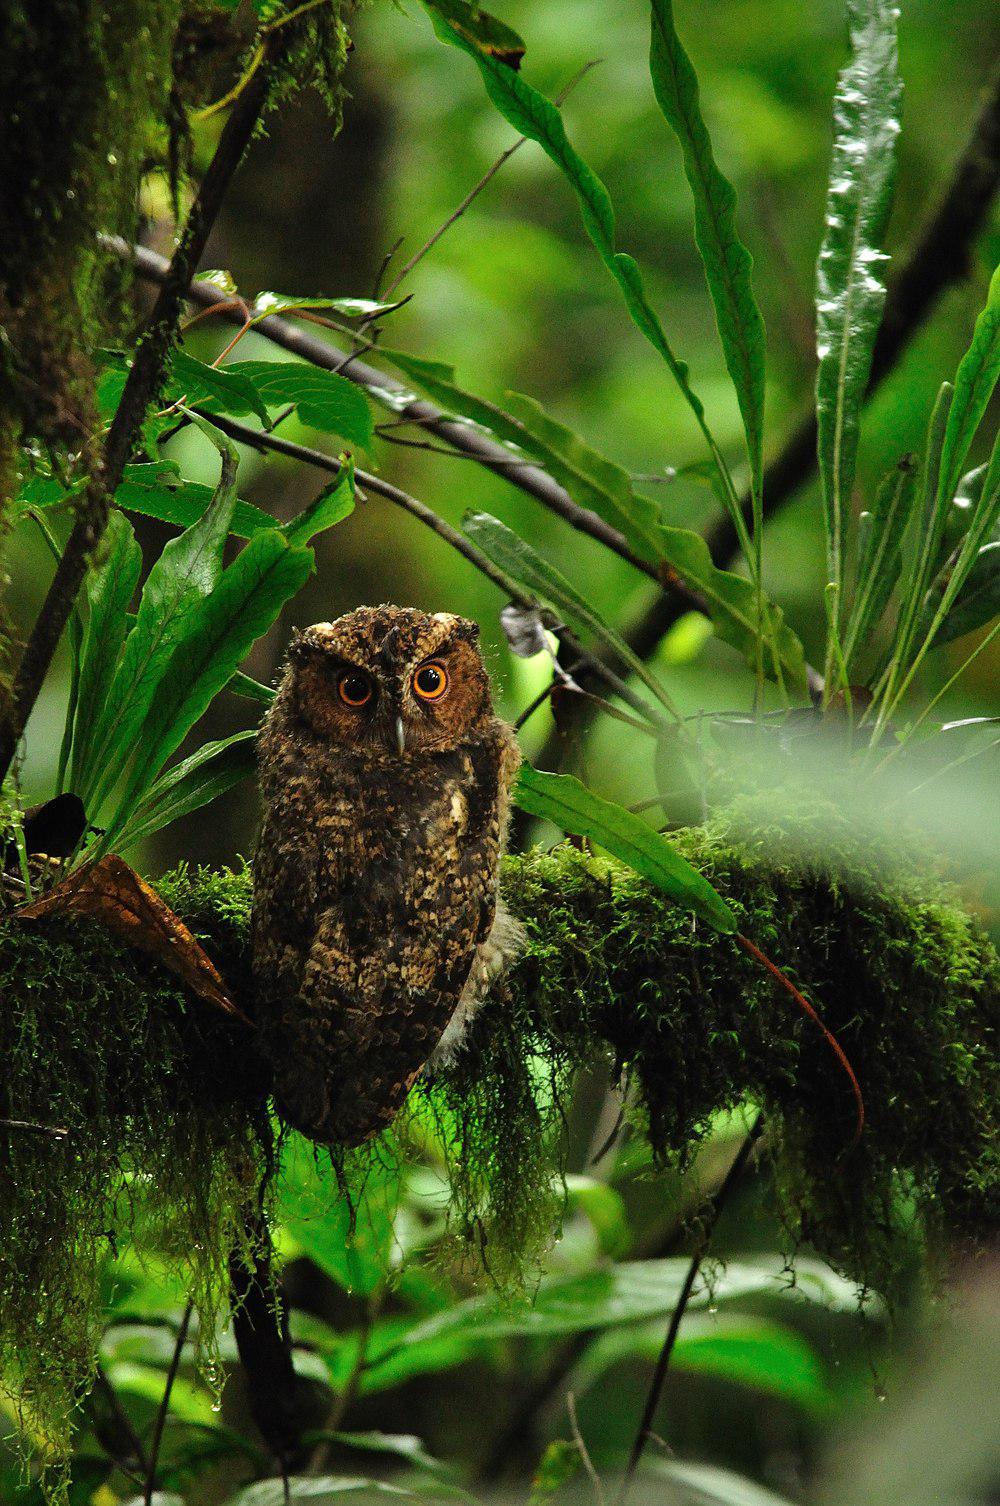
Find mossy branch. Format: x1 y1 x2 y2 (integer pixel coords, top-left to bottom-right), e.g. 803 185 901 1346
0 810 997 1460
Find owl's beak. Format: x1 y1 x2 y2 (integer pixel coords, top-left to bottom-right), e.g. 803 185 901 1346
393 714 406 756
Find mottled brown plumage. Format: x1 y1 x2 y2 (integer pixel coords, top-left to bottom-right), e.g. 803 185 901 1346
251 605 522 1147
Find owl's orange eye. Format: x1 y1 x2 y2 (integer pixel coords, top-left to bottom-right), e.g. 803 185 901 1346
413 660 449 701
338 669 373 707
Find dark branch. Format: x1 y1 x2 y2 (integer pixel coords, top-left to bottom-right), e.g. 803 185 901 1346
0 43 279 783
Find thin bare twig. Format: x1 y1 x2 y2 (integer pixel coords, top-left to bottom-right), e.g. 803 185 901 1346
0 1116 68 1138
143 1299 193 1506
615 1116 764 1506
568 1391 607 1506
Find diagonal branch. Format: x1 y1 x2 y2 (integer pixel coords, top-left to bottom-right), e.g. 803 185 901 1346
0 39 282 785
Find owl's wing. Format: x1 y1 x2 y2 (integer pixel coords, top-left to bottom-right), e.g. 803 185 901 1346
273 736 513 1147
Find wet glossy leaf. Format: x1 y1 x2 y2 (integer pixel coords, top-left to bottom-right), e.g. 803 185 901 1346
514 767 736 933
649 0 766 511
815 0 901 598
251 291 407 322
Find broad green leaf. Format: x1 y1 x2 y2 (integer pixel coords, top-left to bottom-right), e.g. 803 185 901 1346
171 349 270 424
228 1479 413 1506
815 0 901 603
648 0 766 516
110 530 313 828
83 446 240 814
564 1174 630 1257
117 461 278 538
463 510 676 716
418 0 525 67
843 455 917 671
647 1460 797 1506
69 510 142 798
514 766 736 933
381 354 805 690
280 459 356 545
323 1433 446 1476
277 1132 396 1296
937 264 1000 508
425 12 740 522
116 730 259 851
223 360 373 447
572 1313 827 1412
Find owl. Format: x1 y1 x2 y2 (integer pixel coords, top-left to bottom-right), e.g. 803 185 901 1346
251 605 523 1148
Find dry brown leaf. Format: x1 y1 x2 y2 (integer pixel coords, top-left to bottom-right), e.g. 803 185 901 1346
17 854 249 1022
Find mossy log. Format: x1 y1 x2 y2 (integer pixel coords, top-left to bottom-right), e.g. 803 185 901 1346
0 807 997 1451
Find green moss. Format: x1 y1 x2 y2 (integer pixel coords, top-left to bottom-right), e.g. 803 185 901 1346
0 810 996 1470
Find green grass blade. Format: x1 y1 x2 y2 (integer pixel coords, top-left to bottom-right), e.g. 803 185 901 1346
68 510 143 800
83 444 240 815
462 510 678 718
815 0 901 612
842 455 917 672
107 532 313 842
515 766 736 933
648 0 766 520
116 730 259 851
423 9 748 541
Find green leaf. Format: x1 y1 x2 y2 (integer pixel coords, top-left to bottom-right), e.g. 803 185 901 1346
230 669 276 704
419 0 525 67
280 459 356 545
937 264 1000 508
648 0 766 514
529 1442 582 1506
815 0 901 603
843 454 917 671
116 730 259 851
223 360 373 447
919 431 1000 648
564 1174 631 1258
929 538 1000 646
82 445 240 815
463 509 676 716
69 510 143 800
278 1132 396 1296
514 766 736 933
110 531 313 833
117 461 278 538
251 292 408 322
425 12 739 518
227 1479 413 1506
647 1460 797 1506
171 349 270 424
381 354 805 690
321 1433 446 1476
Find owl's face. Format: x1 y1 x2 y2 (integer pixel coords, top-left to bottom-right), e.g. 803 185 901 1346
284 605 495 757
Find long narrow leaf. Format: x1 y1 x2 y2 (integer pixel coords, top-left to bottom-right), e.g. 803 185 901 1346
815 0 901 605
116 730 259 851
515 766 736 933
380 351 807 691
843 454 916 671
463 511 677 717
83 444 240 814
648 0 766 514
423 8 745 532
937 264 1000 508
69 511 142 798
109 532 314 835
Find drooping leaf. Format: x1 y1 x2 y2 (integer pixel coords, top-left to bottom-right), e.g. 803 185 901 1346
463 510 676 716
111 531 314 829
815 0 902 601
937 263 1000 508
82 444 240 814
221 360 373 447
843 454 917 671
116 730 259 851
381 352 806 689
280 459 356 545
69 510 143 798
514 766 736 933
116 461 277 538
419 0 525 67
648 0 766 516
171 349 270 424
425 12 740 520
